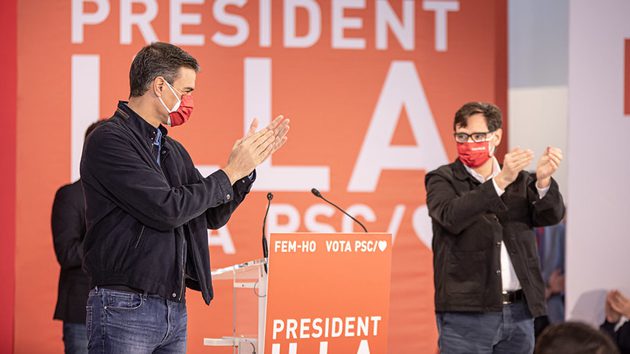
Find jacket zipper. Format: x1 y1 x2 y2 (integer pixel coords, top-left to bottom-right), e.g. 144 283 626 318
134 226 145 248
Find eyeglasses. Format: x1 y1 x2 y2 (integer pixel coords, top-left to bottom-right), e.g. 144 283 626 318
453 131 495 143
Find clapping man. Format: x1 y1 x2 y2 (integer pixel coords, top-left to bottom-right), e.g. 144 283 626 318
425 102 565 354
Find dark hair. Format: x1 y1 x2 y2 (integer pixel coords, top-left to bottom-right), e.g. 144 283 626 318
453 102 502 132
84 120 107 139
129 42 199 97
534 322 620 354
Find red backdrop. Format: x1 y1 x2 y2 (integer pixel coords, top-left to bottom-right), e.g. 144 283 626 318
0 0 17 352
8 1 506 353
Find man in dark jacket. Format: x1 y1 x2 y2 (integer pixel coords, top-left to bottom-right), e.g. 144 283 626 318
80 42 289 353
52 121 104 354
425 102 565 354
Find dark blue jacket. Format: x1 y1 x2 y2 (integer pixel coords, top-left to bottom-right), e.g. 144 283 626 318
80 101 254 304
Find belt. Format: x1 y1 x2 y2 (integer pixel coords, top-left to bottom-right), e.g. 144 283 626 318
502 289 525 305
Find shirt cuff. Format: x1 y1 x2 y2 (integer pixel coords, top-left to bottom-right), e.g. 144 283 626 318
235 170 256 194
492 177 505 197
212 169 236 204
536 183 550 199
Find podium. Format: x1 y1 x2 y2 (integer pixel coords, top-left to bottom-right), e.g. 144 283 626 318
204 233 392 354
203 258 268 353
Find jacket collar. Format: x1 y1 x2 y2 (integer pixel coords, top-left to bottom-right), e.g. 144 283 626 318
452 158 478 183
115 101 169 145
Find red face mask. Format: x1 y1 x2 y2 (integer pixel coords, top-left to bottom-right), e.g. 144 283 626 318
167 93 193 127
457 140 492 168
158 80 194 127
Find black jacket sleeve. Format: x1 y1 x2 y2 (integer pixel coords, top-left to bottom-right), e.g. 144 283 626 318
197 169 256 229
601 320 630 353
51 185 85 269
528 176 565 227
82 127 235 231
425 169 508 235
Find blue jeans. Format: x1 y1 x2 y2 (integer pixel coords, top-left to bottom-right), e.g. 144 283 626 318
86 287 187 354
63 322 88 354
436 302 534 354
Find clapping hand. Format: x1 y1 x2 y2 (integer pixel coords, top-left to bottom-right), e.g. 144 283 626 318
606 290 630 324
494 147 534 190
536 146 563 188
223 116 290 184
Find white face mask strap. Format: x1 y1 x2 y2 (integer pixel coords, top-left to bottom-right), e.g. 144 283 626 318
487 133 496 156
158 79 181 114
164 80 179 97
158 96 172 114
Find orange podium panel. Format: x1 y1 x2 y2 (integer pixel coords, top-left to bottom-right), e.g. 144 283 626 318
264 233 392 354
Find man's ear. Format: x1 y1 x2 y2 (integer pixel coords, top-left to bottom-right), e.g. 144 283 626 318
152 76 165 97
493 128 503 147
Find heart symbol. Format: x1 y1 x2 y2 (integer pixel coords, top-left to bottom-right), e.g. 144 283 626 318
378 240 387 252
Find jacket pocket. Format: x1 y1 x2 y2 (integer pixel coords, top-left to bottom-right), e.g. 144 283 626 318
446 250 488 294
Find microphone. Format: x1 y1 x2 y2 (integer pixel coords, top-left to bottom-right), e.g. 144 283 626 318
262 192 273 273
310 188 368 233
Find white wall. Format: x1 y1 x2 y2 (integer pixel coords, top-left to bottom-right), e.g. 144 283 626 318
508 0 569 198
565 0 630 325
510 0 630 326
508 86 568 198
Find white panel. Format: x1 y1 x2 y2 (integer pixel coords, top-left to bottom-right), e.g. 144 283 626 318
71 55 100 181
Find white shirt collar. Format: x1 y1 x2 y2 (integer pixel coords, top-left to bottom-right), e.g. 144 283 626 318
463 157 501 183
